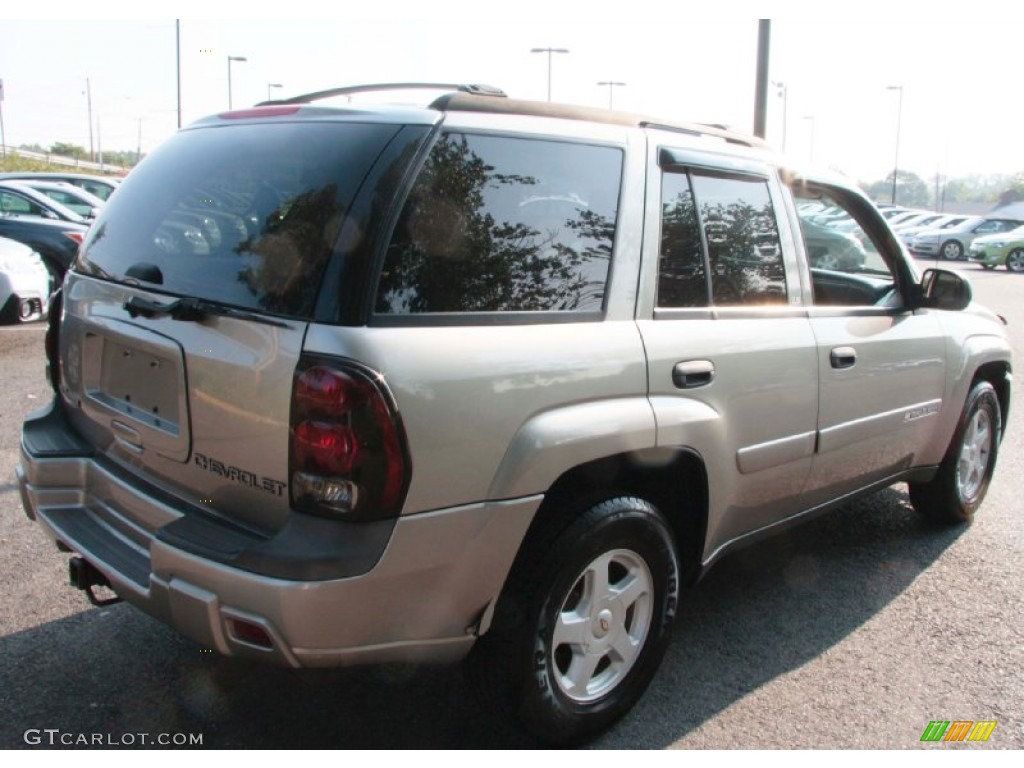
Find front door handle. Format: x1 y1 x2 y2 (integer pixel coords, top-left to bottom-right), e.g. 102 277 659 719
830 346 857 369
673 360 715 389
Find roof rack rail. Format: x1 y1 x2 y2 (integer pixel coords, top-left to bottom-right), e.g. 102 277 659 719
259 82 507 106
640 121 766 148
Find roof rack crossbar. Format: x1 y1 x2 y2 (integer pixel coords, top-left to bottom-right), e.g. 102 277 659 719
258 82 507 106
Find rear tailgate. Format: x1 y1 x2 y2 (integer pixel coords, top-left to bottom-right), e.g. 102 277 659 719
59 277 303 533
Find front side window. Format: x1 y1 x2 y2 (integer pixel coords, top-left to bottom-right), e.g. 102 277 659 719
790 184 897 307
375 132 622 315
657 168 787 308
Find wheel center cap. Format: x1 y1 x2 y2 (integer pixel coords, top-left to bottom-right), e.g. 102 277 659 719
593 608 614 638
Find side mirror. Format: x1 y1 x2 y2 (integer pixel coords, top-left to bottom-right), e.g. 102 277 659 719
920 268 972 311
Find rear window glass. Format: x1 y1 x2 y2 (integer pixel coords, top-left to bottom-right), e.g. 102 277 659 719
375 132 621 315
77 121 400 318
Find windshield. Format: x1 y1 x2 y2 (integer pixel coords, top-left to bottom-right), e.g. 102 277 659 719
77 120 400 319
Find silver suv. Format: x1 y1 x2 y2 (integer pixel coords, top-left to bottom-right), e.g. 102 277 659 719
16 83 1012 744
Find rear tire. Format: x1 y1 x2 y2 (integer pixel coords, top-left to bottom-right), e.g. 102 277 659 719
909 380 1001 523
465 496 679 745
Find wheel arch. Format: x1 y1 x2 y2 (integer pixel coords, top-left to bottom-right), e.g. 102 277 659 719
508 447 710 591
972 360 1012 437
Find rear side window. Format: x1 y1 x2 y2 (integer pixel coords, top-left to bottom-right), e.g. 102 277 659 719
658 169 787 308
77 122 401 319
375 132 622 315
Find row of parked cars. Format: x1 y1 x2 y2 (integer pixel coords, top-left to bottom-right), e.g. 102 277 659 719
0 172 121 323
802 201 1024 273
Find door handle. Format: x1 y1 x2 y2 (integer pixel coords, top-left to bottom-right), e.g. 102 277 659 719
830 346 857 369
673 360 715 389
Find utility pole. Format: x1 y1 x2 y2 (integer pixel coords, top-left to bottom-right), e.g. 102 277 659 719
753 20 771 138
176 20 182 129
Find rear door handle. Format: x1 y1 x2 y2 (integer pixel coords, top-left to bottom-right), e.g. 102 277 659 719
673 360 715 389
830 346 857 369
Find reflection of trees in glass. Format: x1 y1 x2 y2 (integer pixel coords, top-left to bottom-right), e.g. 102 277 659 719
701 198 786 306
658 182 707 308
235 184 343 315
376 134 615 314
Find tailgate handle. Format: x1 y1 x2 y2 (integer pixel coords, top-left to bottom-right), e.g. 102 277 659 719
673 360 715 389
830 346 857 369
111 420 144 454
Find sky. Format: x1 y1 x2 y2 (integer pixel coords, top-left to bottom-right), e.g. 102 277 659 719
1 2 1022 186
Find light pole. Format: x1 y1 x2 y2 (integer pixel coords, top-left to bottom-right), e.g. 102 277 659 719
772 80 788 151
227 55 248 109
530 47 569 101
85 77 95 162
267 82 283 101
597 80 626 110
803 115 815 163
887 85 904 205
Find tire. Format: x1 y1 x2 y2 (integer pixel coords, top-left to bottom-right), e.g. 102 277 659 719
1006 248 1024 273
465 496 680 745
940 240 964 260
909 380 1001 523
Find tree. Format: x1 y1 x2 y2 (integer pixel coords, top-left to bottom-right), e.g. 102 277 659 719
49 142 86 160
862 170 930 207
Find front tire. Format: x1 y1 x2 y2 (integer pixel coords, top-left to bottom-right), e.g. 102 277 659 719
466 496 679 745
909 380 1001 523
940 240 964 260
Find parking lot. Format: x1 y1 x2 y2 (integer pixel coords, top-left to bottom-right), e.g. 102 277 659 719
1 260 1022 749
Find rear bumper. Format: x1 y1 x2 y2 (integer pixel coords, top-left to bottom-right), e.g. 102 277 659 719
18 401 539 668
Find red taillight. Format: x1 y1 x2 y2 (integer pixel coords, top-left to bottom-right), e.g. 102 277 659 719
294 421 360 475
63 232 84 244
290 359 410 521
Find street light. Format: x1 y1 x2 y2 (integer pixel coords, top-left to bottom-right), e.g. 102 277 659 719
84 77 95 162
530 47 569 101
803 115 815 163
886 85 904 205
772 80 788 151
267 82 283 101
227 55 248 109
597 80 626 110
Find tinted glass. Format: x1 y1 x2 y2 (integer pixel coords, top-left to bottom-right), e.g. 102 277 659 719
691 172 786 306
375 132 621 314
658 172 707 307
77 122 400 319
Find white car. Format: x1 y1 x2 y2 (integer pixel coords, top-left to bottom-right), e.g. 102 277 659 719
0 235 50 323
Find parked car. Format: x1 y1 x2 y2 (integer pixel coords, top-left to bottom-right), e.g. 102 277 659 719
907 216 1024 260
0 171 121 201
16 83 1012 745
0 235 50 323
0 213 87 285
968 224 1024 272
891 211 946 231
0 180 89 224
796 217 868 270
17 180 105 219
897 214 968 245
